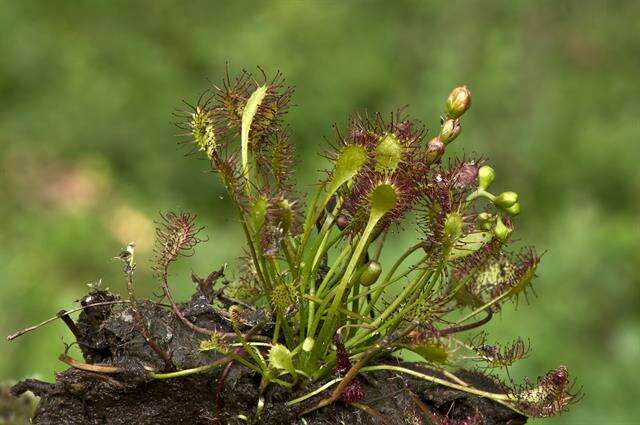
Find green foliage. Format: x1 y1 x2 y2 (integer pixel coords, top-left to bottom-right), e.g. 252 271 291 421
328 145 368 195
374 134 404 173
268 344 296 377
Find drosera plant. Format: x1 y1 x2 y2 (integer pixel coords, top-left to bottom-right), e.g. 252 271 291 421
7 67 581 422
148 68 580 420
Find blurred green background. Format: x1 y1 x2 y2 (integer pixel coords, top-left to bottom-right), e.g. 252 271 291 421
1 1 638 423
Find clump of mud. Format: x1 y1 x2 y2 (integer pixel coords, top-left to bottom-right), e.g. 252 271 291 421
12 288 526 424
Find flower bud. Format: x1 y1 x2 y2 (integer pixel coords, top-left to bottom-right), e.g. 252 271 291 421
454 162 479 189
477 212 493 230
494 191 519 209
477 165 496 190
426 137 445 165
445 85 472 119
493 216 512 241
302 337 315 352
504 202 521 216
439 119 461 144
359 261 382 287
479 222 493 231
335 214 349 230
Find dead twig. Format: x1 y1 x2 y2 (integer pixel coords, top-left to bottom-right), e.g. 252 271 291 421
6 300 130 341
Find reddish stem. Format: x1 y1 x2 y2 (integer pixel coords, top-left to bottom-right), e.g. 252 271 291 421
215 361 235 413
438 309 493 336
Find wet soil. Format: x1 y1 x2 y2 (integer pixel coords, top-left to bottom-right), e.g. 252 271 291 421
12 289 527 424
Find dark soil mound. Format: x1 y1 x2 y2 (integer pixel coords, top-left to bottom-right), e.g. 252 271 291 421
12 290 526 424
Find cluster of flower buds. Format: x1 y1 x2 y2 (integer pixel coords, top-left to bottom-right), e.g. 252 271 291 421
420 159 486 260
472 164 521 241
426 86 472 165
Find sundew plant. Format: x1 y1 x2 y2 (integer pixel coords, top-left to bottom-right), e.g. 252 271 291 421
122 69 579 419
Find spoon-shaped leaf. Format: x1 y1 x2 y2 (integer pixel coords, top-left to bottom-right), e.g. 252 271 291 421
269 344 296 377
241 85 268 184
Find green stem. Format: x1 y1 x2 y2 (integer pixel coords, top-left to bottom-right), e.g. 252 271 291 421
306 242 352 337
303 294 371 323
272 315 281 344
215 156 270 294
348 257 425 304
372 228 389 261
279 314 295 348
313 213 382 360
359 365 514 402
299 196 344 340
466 188 495 202
270 377 294 388
150 357 230 379
315 242 352 298
348 269 431 348
298 187 327 260
364 243 425 317
282 238 298 278
285 378 342 406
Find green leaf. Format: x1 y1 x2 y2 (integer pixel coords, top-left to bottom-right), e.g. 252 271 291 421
241 85 268 182
370 183 397 220
311 144 367 236
375 133 403 173
250 196 268 231
449 231 492 259
269 344 296 376
405 343 449 364
327 144 368 194
507 259 538 297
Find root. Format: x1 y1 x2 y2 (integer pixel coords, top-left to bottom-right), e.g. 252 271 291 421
350 402 392 425
58 354 122 374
